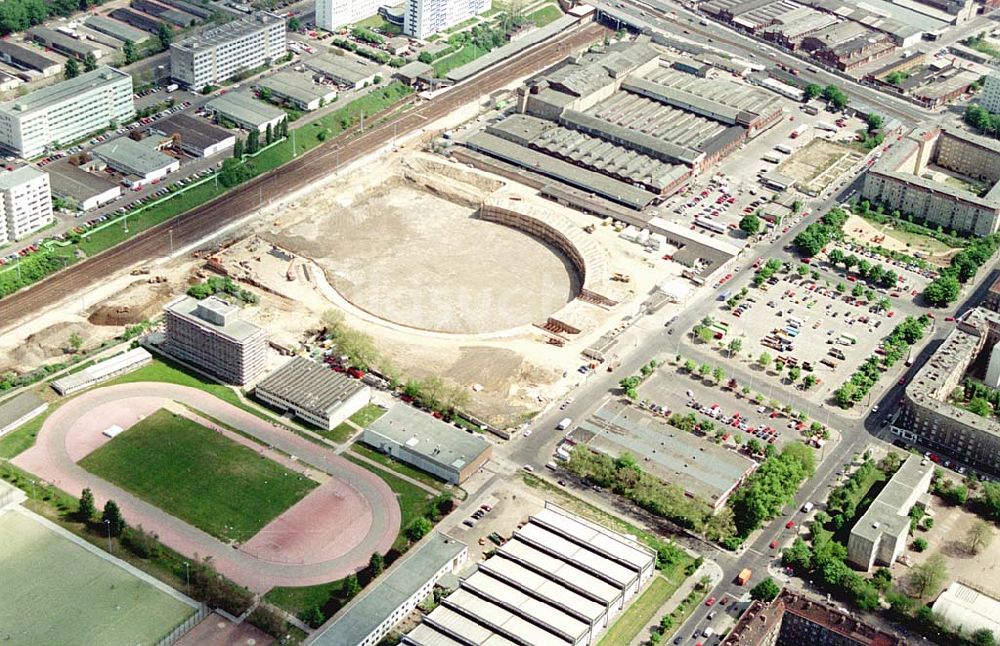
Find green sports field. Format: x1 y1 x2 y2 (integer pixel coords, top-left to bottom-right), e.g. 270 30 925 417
79 408 317 542
0 510 195 645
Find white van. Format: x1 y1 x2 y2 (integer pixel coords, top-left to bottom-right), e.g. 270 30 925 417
802 502 814 513
703 627 715 638
557 417 572 431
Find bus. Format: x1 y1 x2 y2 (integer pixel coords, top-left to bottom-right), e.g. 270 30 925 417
694 217 726 234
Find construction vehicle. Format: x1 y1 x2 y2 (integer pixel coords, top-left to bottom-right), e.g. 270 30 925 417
737 568 752 585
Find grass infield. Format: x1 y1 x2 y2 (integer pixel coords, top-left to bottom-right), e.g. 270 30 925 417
79 408 317 542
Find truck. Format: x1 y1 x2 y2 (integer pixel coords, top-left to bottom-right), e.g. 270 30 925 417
557 417 572 431
774 144 793 154
816 121 838 132
789 124 808 139
737 568 752 585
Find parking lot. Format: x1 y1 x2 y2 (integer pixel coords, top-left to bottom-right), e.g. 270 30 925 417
700 259 910 405
638 368 808 456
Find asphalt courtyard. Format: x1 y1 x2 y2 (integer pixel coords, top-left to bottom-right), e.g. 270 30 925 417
14 382 401 593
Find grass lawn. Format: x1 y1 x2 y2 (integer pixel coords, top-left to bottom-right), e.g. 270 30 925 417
324 422 356 443
349 443 446 490
599 576 675 646
316 404 386 443
0 405 50 458
351 403 387 427
264 578 347 619
352 14 403 35
432 44 489 77
528 4 563 27
79 409 317 542
0 510 196 645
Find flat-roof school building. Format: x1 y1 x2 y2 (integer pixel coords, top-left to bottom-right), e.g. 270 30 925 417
163 295 267 385
254 356 371 430
362 404 492 484
404 504 657 646
0 67 134 159
170 11 286 89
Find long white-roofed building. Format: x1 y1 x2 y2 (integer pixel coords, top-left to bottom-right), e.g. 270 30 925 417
170 11 286 89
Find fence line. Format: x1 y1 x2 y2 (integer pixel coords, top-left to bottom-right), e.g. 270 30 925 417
157 604 209 646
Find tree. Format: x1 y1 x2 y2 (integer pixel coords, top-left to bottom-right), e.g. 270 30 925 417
288 16 301 31
299 605 323 628
912 536 928 552
747 438 763 454
924 275 960 306
758 352 772 369
246 129 259 154
78 487 96 521
68 331 83 352
969 396 992 418
788 365 801 383
265 123 273 146
704 507 736 542
102 500 126 537
739 213 761 236
684 359 697 373
64 57 80 79
728 338 743 357
712 366 725 383
233 137 244 159
344 573 361 598
83 52 97 72
369 551 385 576
123 39 137 65
866 112 884 132
804 83 822 99
972 628 998 646
907 553 946 598
966 519 994 555
405 516 432 542
750 577 780 602
803 374 817 390
157 23 173 51
698 363 712 378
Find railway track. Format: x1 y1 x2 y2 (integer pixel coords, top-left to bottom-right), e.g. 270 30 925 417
0 23 607 328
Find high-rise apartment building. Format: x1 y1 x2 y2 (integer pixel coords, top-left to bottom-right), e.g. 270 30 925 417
981 74 1000 114
0 67 133 159
0 166 51 245
404 0 492 39
170 12 286 89
163 295 267 385
315 0 384 31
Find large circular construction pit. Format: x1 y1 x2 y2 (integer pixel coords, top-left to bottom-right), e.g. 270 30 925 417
275 182 578 334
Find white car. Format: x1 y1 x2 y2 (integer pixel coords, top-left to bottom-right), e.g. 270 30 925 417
523 429 532 438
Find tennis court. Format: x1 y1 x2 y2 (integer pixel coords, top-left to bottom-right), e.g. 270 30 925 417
0 509 196 645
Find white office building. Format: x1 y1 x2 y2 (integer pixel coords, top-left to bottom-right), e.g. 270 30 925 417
0 67 134 159
170 11 286 89
981 74 1000 114
404 0 492 39
316 0 384 31
0 166 51 245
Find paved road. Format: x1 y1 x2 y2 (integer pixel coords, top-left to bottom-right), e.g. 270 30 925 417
13 382 401 593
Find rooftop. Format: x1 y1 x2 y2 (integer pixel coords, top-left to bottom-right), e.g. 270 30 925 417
152 112 234 150
932 581 1000 640
255 356 367 419
0 41 60 71
850 454 932 542
165 295 263 342
308 533 466 646
205 91 285 127
0 165 46 190
46 162 119 200
50 347 151 394
572 400 756 506
0 67 130 116
257 70 335 105
84 15 151 43
365 404 491 474
93 137 177 175
171 11 283 54
305 53 379 85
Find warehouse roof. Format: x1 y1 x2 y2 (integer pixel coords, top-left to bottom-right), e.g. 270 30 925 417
84 15 150 43
0 41 60 72
258 70 335 105
93 137 176 175
166 295 263 342
309 533 466 646
365 404 490 474
255 356 367 420
206 92 285 127
464 132 657 210
932 582 1000 640
152 112 234 151
50 347 152 395
47 163 119 202
305 53 378 85
0 67 130 116
28 27 103 58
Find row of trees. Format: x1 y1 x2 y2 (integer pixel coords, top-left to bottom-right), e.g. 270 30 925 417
964 104 1000 140
804 83 849 111
63 52 99 79
826 248 899 289
833 315 928 408
924 232 1000 306
792 207 849 257
186 276 258 304
727 442 816 545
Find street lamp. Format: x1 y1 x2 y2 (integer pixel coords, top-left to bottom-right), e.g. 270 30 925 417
104 519 112 553
183 561 190 595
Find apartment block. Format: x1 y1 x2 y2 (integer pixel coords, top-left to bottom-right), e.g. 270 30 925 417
170 12 286 89
404 0 492 39
163 295 267 385
0 166 51 245
0 67 134 159
982 75 1000 114
315 0 384 31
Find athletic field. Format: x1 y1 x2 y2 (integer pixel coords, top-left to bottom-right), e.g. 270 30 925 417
79 408 318 542
0 510 195 645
